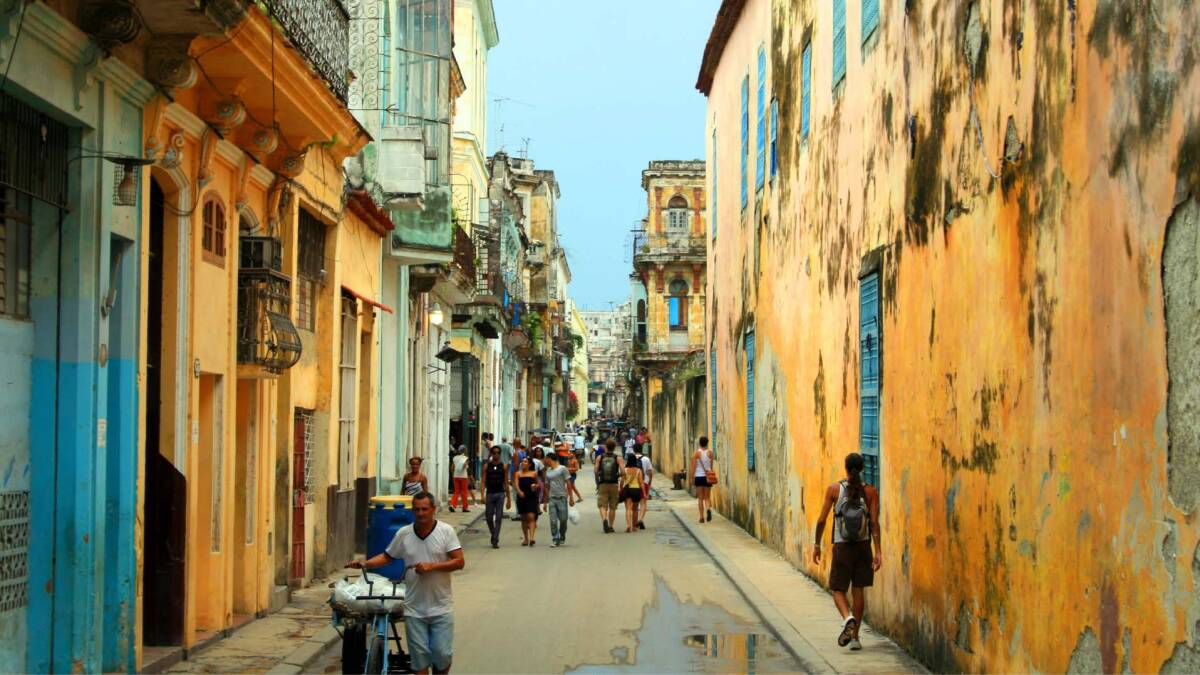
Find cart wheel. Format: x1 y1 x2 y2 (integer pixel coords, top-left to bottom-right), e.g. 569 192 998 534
342 624 366 674
365 634 385 674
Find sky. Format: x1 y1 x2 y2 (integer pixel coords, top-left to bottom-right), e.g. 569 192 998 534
486 0 721 310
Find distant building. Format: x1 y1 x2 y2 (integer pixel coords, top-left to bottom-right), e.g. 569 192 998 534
582 301 633 417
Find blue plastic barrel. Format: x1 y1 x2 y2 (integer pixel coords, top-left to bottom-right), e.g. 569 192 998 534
367 495 415 580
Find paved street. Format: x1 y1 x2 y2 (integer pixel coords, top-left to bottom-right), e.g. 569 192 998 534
302 475 920 674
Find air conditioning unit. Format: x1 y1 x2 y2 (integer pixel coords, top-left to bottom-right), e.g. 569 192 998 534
377 125 425 209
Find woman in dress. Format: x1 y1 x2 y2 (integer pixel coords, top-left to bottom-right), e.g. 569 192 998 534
619 452 644 533
515 456 541 546
402 457 428 496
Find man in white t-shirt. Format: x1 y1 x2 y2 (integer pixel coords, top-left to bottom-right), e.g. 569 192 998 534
635 444 654 530
349 492 465 674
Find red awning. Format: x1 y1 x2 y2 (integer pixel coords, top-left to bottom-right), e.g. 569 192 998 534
341 284 394 314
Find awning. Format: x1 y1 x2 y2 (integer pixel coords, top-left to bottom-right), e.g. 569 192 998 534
341 284 394 314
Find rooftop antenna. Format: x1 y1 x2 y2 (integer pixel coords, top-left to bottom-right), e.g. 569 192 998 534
492 95 534 154
519 137 531 159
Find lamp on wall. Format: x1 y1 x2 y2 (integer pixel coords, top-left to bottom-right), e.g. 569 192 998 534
69 152 154 207
429 302 445 326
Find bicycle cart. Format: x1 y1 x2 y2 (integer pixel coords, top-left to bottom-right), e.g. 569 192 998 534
331 573 409 674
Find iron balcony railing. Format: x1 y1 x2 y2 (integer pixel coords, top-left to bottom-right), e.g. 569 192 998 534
633 232 707 263
451 225 476 282
472 222 505 298
265 0 350 101
237 236 302 372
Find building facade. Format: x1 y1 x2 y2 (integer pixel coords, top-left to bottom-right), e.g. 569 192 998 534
631 160 706 445
699 0 1200 672
581 302 633 418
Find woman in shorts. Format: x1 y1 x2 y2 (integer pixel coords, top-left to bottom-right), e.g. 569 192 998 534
619 453 644 532
689 436 715 523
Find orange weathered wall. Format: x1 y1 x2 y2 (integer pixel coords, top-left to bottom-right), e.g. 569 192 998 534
706 0 1200 671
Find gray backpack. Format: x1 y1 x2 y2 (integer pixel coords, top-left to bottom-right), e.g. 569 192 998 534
836 481 871 542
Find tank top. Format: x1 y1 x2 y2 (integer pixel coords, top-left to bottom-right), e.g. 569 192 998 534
626 468 642 489
402 476 423 496
484 462 506 493
694 449 712 478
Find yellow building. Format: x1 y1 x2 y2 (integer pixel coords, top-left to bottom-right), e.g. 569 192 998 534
698 0 1200 672
136 3 378 666
632 160 706 468
568 302 590 423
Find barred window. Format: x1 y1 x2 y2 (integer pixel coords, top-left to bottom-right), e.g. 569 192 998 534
297 209 326 332
201 195 226 264
0 188 31 319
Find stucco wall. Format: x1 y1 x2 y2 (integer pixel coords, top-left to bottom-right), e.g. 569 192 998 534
649 373 708 481
706 0 1200 671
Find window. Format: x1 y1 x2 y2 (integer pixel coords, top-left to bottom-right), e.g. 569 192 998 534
755 45 766 191
859 271 881 487
0 188 31 319
770 98 778 180
833 0 847 87
862 0 880 44
711 127 718 239
202 195 227 264
740 74 749 210
745 329 755 471
297 208 326 332
666 195 689 231
668 278 688 330
801 41 812 138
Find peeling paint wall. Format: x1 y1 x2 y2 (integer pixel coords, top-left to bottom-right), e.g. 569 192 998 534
704 0 1200 671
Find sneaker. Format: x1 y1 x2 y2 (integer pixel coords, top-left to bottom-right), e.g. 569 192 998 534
706 508 712 522
637 521 645 530
849 639 862 651
838 617 858 647
491 542 499 549
549 541 559 548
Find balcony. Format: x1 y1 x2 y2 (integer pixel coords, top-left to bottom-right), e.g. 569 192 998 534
237 237 302 376
268 0 350 101
632 231 707 268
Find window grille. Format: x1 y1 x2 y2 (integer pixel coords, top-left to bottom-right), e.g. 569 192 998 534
298 408 316 503
0 188 31 318
297 209 326 331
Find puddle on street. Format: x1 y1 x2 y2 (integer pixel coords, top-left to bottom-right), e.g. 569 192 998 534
568 578 798 674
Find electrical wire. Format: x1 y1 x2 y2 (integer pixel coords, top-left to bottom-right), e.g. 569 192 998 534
0 0 29 95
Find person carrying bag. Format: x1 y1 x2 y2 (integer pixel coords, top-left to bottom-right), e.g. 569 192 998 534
689 436 716 524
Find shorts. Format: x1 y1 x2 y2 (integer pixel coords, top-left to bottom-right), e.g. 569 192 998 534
641 483 650 499
693 475 710 487
569 472 577 483
622 487 643 503
597 483 620 509
829 540 874 592
405 612 454 672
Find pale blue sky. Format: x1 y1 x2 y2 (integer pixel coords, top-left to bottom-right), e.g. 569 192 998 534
486 0 720 310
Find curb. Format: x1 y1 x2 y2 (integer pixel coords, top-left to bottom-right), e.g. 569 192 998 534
265 625 340 675
672 508 838 674
267 510 488 674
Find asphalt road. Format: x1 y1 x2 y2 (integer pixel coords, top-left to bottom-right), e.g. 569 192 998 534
317 476 801 674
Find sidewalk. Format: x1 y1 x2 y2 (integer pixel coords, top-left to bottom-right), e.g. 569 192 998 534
658 480 927 674
163 507 485 674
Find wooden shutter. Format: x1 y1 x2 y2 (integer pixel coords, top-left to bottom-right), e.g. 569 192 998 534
833 0 847 87
859 272 881 487
755 46 766 190
746 330 756 471
801 43 812 138
862 0 880 44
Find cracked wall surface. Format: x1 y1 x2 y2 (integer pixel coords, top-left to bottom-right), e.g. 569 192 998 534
702 0 1200 671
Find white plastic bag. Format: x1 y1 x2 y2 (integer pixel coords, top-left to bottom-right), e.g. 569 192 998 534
568 506 581 524
333 571 405 613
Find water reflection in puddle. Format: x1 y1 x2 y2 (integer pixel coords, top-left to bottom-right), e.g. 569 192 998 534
569 578 798 674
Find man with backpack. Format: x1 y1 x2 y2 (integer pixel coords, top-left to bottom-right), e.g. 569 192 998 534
594 439 623 533
812 452 881 652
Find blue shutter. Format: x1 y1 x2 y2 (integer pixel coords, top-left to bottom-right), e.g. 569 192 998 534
770 98 778 178
711 128 718 239
710 350 718 438
862 0 880 44
859 273 881 487
746 330 756 471
755 46 766 190
832 0 847 87
740 75 749 209
669 297 681 326
801 43 812 138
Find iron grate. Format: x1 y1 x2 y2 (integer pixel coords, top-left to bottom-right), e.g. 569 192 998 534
0 490 30 613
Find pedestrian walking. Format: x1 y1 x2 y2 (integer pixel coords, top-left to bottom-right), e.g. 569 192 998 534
479 446 511 548
403 457 430 497
533 445 548 512
347 491 464 675
595 439 622 533
812 452 881 651
618 452 644 533
635 444 653 530
689 437 716 523
449 446 471 513
515 456 541 546
543 453 574 547
566 453 583 503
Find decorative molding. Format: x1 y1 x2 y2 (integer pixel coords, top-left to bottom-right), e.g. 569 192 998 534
144 94 171 158
197 128 220 188
234 154 251 211
145 35 197 92
72 43 102 111
163 101 209 139
158 129 185 170
208 98 247 136
248 163 275 190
